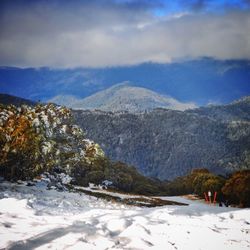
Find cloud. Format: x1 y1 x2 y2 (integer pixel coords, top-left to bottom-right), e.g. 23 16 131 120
0 0 250 68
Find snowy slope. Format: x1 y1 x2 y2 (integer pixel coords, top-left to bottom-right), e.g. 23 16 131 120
49 83 197 112
0 182 250 250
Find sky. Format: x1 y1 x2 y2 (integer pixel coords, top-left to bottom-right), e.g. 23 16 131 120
0 0 250 68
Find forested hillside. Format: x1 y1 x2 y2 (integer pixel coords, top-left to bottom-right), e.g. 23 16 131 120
74 97 250 180
0 103 164 195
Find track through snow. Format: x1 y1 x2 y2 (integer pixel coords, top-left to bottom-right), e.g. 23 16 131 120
0 182 250 250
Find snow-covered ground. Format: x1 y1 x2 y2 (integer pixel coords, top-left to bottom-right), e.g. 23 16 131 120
0 181 250 250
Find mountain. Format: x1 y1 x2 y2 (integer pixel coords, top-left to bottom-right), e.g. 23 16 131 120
0 101 166 195
1 93 250 181
0 93 36 106
0 58 250 106
73 96 250 180
49 83 197 112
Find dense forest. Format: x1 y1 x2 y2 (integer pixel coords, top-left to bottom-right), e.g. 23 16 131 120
73 97 250 180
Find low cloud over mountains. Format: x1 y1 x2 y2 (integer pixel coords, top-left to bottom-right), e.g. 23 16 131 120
1 0 250 67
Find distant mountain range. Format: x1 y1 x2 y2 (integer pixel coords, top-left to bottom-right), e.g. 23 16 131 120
0 93 36 106
49 83 197 112
1 58 250 106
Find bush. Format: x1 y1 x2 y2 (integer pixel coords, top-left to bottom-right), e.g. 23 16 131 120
222 170 250 207
162 168 226 200
86 171 104 184
133 181 160 195
192 172 225 198
116 172 133 192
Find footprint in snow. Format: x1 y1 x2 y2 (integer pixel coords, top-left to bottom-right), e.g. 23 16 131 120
102 218 133 238
2 222 14 228
139 224 151 235
142 238 154 246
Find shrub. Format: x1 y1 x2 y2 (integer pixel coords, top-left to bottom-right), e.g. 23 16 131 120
86 171 104 184
222 170 250 207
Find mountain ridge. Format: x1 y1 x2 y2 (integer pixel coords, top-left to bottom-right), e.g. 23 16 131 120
73 96 250 180
49 82 197 112
0 93 36 106
1 58 250 106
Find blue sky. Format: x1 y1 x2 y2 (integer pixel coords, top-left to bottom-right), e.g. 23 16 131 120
0 0 250 67
152 0 250 15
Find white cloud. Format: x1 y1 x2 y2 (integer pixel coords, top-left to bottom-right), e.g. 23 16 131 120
0 1 250 68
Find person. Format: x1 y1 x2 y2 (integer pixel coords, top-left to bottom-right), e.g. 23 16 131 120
208 190 212 203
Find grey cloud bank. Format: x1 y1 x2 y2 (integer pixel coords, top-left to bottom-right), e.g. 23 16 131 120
0 1 250 68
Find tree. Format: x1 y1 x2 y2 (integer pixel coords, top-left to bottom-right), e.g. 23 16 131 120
86 171 104 184
0 103 104 180
192 172 224 197
222 170 250 207
0 106 44 179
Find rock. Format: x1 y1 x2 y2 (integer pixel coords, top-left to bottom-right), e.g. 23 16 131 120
26 181 35 186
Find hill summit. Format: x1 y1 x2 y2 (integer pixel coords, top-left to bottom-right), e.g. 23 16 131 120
49 83 197 112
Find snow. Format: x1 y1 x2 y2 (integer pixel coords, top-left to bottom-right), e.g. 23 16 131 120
76 185 155 200
58 173 72 185
60 124 67 134
41 141 53 155
0 181 250 250
32 118 40 127
40 114 49 128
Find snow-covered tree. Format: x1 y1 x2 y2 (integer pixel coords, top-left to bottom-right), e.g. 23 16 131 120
0 103 104 180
